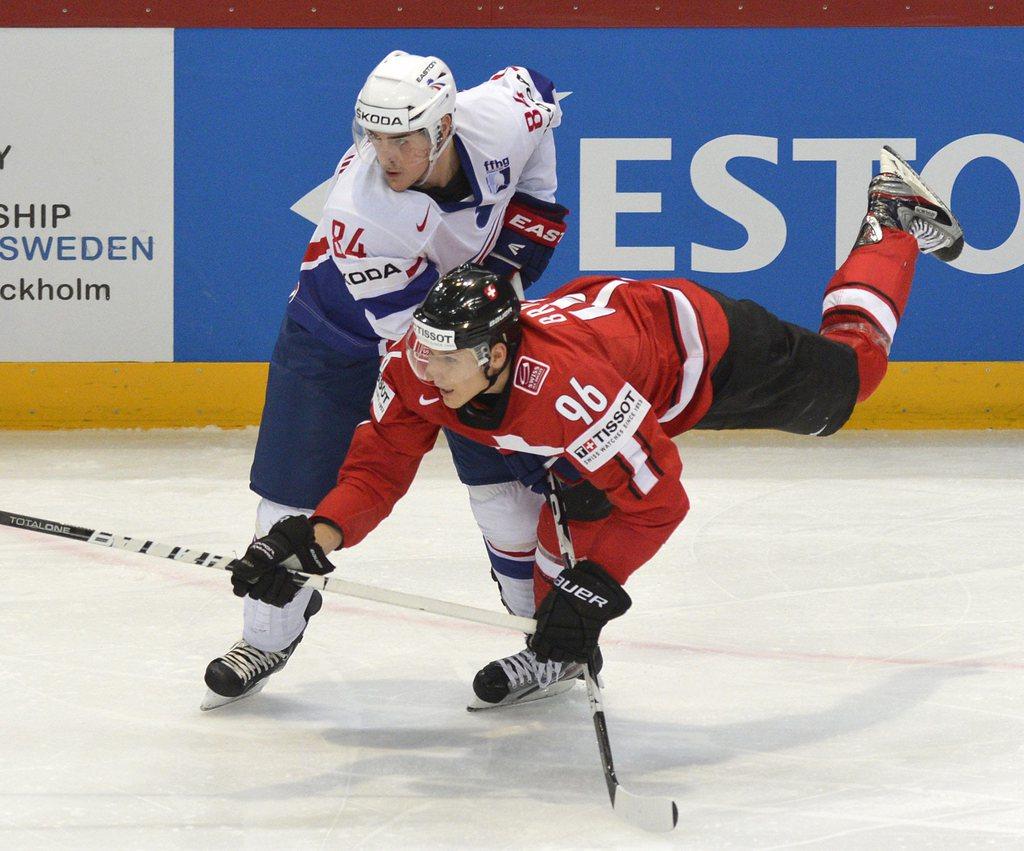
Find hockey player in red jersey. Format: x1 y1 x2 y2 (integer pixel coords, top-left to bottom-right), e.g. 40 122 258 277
229 146 964 709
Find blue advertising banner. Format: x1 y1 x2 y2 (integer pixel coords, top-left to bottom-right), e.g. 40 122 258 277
175 28 1024 363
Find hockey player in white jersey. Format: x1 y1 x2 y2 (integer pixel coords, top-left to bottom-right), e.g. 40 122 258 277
203 51 568 709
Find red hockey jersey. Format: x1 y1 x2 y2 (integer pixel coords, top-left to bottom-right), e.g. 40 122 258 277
314 275 731 583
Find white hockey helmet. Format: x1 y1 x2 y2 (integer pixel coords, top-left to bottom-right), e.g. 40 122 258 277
353 50 456 164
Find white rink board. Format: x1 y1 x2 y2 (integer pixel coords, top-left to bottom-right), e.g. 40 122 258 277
0 29 173 361
0 429 1022 848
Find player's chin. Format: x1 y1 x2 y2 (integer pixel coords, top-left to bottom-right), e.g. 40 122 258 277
439 388 461 408
384 171 415 191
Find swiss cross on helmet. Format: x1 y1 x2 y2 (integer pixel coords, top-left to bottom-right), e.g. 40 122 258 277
353 50 457 165
412 264 522 367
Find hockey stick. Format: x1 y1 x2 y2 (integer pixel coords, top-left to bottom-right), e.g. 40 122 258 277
544 474 679 833
0 509 535 634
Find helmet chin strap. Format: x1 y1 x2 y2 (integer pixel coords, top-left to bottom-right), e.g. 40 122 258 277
413 123 455 188
481 363 504 391
477 336 517 394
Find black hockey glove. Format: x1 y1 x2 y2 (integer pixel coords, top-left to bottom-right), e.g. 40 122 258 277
530 560 631 664
230 515 334 607
482 192 568 290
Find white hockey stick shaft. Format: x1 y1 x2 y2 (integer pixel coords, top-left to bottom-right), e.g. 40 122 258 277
0 509 536 634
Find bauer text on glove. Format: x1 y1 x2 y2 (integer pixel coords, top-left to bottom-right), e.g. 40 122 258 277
530 560 631 663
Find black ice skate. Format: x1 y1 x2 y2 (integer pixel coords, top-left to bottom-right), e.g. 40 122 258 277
857 145 964 262
200 590 322 711
467 645 602 711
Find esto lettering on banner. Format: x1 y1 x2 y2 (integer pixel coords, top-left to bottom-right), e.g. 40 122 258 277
579 133 1024 276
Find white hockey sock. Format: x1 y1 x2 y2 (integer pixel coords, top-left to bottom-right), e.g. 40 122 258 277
242 497 317 652
243 585 316 652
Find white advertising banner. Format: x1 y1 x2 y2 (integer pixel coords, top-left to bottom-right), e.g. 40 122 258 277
0 29 173 361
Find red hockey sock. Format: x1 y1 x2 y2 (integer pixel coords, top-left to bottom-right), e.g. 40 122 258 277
820 230 918 402
533 562 555 610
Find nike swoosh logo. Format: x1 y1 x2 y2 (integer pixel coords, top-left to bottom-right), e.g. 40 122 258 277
416 209 430 232
419 395 440 406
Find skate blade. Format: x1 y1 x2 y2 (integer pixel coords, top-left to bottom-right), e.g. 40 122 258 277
200 678 267 711
466 678 577 712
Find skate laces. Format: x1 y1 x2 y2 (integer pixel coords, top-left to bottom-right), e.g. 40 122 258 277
220 641 287 683
535 657 562 689
497 649 564 689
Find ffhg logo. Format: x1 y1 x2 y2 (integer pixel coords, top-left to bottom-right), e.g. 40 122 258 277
485 157 511 194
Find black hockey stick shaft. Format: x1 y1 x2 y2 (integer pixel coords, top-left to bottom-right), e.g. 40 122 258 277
0 509 237 568
544 474 678 831
0 508 535 632
543 475 620 802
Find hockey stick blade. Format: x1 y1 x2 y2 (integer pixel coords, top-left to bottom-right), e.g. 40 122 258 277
585 665 679 832
613 786 679 833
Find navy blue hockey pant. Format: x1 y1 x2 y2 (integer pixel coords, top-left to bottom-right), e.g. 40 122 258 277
250 318 516 508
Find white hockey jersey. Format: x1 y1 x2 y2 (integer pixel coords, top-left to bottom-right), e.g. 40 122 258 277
286 66 562 357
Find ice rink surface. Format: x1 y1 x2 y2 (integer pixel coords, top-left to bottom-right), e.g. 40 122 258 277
1 428 1022 849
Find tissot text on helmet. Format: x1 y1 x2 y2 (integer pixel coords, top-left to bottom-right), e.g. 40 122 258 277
413 321 457 350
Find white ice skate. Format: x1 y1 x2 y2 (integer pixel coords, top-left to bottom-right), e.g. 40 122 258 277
865 145 964 261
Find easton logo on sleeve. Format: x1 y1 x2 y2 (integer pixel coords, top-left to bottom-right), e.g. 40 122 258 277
567 384 651 471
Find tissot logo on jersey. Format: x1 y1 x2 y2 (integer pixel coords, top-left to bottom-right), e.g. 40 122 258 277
568 384 652 471
372 374 395 421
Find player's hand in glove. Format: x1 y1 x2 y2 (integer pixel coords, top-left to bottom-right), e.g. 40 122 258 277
530 560 631 663
230 515 334 607
482 192 569 290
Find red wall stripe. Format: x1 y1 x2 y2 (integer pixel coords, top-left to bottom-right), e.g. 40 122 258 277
1 0 1021 28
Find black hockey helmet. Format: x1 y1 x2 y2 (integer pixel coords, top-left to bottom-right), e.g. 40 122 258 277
411 263 521 360
406 264 521 390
